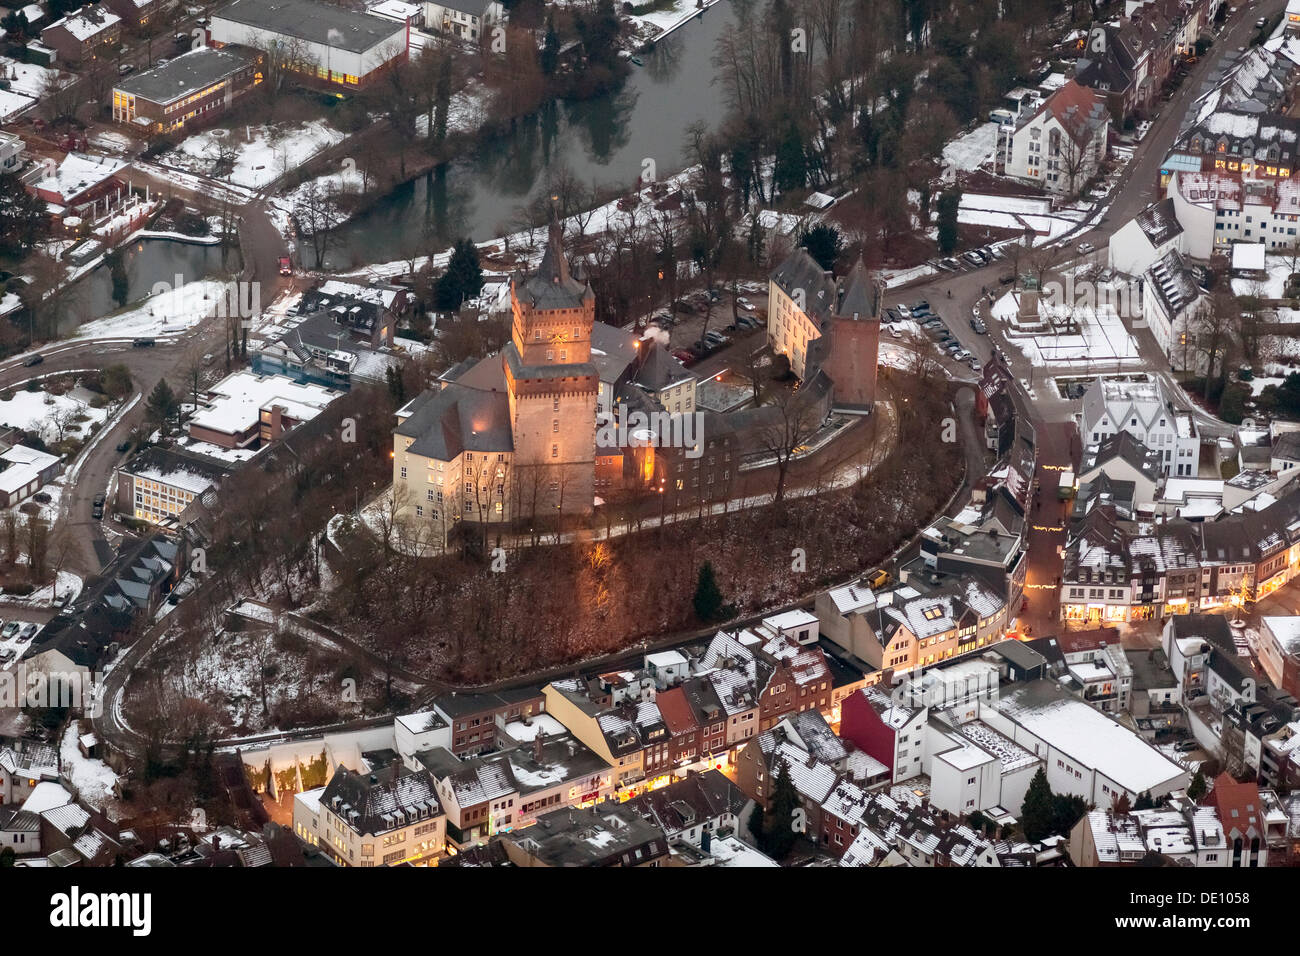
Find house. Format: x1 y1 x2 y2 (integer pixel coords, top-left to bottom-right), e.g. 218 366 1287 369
1108 197 1186 276
423 0 502 43
622 769 748 848
1077 430 1164 510
815 573 1010 677
21 535 183 708
187 371 341 451
839 685 927 782
294 763 443 866
103 0 167 28
1203 773 1276 867
500 802 670 867
1004 78 1111 196
112 46 263 133
0 130 24 174
29 152 129 224
210 0 408 88
0 441 59 507
0 741 59 804
1070 803 1228 866
1258 617 1300 700
40 5 120 65
115 446 231 526
254 309 400 390
429 688 546 756
1078 376 1199 477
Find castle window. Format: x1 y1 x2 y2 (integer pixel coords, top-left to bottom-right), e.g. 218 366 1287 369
553 420 559 432
552 444 559 458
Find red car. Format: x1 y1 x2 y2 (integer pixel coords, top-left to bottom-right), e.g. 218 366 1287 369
672 349 695 365
278 256 292 276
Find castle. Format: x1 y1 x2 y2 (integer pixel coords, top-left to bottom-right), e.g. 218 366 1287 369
392 231 885 541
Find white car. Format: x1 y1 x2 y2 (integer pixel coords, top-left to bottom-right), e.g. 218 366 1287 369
1078 241 1095 254
735 296 754 310
895 304 911 318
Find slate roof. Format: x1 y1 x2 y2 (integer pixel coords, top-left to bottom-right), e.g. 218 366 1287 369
320 763 441 837
395 378 513 462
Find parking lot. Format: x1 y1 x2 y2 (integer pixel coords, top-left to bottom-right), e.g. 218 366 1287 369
0 616 44 666
647 281 770 369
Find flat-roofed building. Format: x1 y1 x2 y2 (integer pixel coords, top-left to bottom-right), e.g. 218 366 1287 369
210 0 408 88
112 46 263 133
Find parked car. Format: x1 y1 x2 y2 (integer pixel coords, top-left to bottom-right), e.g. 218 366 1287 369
954 348 973 362
672 349 695 364
92 493 105 519
22 354 42 367
962 251 983 266
885 307 902 323
117 63 134 76
33 492 51 504
911 299 930 312
970 317 987 334
1256 17 1267 28
736 296 754 310
1078 241 1095 254
18 623 36 640
0 622 19 639
967 357 982 372
889 326 902 338
132 337 155 347
894 304 911 317
1175 740 1199 753
0 649 13 663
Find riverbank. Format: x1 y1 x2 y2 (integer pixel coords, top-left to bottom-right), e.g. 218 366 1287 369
629 0 725 45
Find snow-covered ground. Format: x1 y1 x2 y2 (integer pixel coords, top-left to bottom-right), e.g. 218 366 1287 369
627 0 722 39
941 122 1002 180
0 387 107 443
991 289 1140 367
60 724 120 814
171 120 346 190
413 87 488 139
1232 259 1296 299
71 277 239 341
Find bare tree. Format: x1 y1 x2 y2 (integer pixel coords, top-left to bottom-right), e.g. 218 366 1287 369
755 388 822 503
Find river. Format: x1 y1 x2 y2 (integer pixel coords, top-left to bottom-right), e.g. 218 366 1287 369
326 1 736 268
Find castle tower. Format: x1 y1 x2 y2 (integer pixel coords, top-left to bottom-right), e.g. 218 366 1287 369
503 218 599 515
823 257 883 413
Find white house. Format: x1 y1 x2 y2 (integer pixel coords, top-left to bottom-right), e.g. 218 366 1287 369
423 0 502 42
1004 79 1111 196
1109 198 1186 276
1079 377 1200 478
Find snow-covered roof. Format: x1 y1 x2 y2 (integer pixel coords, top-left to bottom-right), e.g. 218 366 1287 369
33 152 127 204
0 443 58 495
996 683 1187 794
189 371 340 437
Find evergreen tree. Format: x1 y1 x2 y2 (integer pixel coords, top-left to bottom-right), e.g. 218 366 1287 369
800 224 842 272
692 561 723 622
0 171 49 256
762 760 801 859
936 187 962 254
1188 770 1208 802
540 16 560 76
145 378 179 435
433 55 452 145
1049 793 1089 838
1021 767 1054 843
1133 790 1156 811
106 249 129 308
434 238 484 311
773 121 807 195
